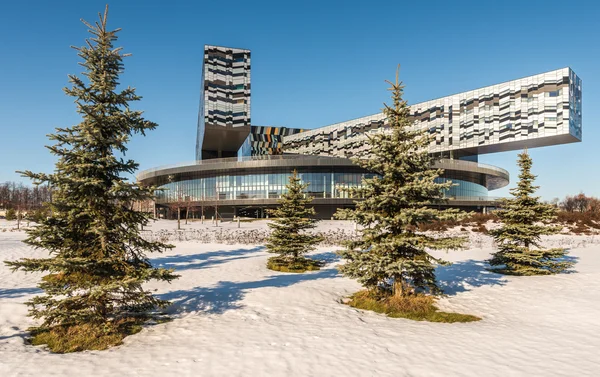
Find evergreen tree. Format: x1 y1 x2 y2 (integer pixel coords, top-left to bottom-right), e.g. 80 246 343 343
29 205 51 224
337 68 465 297
265 170 322 272
488 151 574 275
5 6 178 338
5 208 16 221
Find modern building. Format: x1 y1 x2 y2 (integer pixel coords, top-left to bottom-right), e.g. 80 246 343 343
238 125 305 156
138 45 582 219
283 68 582 159
196 45 251 160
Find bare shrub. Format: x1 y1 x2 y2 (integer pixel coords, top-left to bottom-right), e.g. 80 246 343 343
140 228 360 246
556 211 600 234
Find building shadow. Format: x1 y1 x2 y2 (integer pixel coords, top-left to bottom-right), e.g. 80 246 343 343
151 246 264 271
159 267 339 315
0 287 42 299
436 259 507 295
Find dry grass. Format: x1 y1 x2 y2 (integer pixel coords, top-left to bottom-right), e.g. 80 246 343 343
28 317 146 353
420 210 600 235
418 212 498 233
345 290 481 323
463 213 498 225
417 220 457 232
556 211 600 234
474 224 488 234
266 256 322 273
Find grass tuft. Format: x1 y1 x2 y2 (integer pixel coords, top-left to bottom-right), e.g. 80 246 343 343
267 256 322 273
345 290 481 323
28 317 146 353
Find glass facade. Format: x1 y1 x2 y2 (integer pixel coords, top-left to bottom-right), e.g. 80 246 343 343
436 178 488 199
156 171 377 203
156 171 487 203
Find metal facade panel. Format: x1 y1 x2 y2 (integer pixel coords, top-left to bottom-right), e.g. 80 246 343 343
282 68 582 158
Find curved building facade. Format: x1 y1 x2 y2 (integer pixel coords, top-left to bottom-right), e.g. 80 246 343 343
138 156 509 219
139 155 369 218
137 45 582 219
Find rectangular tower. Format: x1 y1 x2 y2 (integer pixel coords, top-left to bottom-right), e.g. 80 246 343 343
196 45 251 160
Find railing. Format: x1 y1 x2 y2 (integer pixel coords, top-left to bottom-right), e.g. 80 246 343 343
434 159 510 177
137 154 344 178
139 155 508 178
445 196 505 202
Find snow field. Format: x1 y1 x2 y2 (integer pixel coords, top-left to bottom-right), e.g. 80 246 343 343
1 222 600 376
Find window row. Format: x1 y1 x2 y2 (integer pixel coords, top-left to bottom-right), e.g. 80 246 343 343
156 173 486 202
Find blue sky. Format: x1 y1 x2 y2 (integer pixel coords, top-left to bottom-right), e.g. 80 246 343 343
0 0 598 200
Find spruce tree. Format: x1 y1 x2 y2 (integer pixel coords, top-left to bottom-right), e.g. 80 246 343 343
5 6 178 346
488 151 574 275
336 69 465 298
5 208 16 221
265 170 322 272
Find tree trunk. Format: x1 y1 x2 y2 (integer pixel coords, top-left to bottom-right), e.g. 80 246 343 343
393 278 404 298
177 207 181 230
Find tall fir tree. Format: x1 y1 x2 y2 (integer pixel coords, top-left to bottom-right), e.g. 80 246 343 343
337 68 465 297
265 170 322 272
488 151 574 275
5 6 178 332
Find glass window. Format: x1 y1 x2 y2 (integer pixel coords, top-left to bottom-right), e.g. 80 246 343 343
547 90 561 97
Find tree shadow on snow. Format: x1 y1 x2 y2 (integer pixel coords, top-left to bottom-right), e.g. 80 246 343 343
159 267 339 315
0 287 42 299
558 255 580 274
309 250 341 264
0 328 29 342
151 246 264 271
436 259 507 296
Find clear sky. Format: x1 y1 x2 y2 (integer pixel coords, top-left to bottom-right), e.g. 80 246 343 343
0 0 598 200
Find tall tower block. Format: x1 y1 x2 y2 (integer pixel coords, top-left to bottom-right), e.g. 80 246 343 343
196 45 251 160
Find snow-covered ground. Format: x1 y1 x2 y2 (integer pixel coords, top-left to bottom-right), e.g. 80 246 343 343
1 221 600 376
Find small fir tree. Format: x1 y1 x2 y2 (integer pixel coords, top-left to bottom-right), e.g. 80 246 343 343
5 6 178 351
265 170 322 272
5 208 16 221
336 68 465 299
488 151 574 275
30 204 51 224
